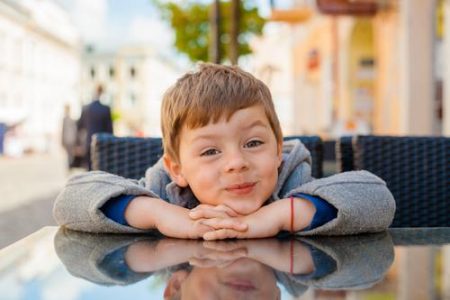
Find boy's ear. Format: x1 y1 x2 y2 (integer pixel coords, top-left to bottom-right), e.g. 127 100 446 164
163 154 188 187
277 141 283 167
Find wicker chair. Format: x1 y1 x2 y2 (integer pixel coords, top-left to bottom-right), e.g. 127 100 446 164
91 133 324 180
91 134 163 180
336 135 450 227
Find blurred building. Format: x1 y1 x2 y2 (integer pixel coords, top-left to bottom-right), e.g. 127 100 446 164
0 0 81 155
249 24 296 135
81 46 184 137
252 0 448 138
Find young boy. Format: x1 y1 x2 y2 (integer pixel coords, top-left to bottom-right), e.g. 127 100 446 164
53 63 395 240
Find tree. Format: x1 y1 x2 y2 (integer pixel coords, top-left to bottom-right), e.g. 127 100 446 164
209 0 221 63
229 0 240 65
152 0 265 64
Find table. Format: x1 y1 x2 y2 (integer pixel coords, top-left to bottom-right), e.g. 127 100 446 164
0 227 449 299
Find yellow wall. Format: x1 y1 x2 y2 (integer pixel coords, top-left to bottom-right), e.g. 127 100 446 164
347 18 375 131
292 17 334 136
287 1 436 136
373 9 402 134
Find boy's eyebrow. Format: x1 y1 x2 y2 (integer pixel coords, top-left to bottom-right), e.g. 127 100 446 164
243 119 269 130
190 120 269 143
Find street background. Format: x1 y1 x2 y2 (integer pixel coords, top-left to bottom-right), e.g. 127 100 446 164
0 152 69 248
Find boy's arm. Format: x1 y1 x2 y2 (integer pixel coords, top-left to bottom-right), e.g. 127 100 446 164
288 170 396 235
53 171 246 237
53 171 161 233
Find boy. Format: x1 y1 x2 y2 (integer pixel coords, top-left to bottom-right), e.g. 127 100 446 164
53 63 395 240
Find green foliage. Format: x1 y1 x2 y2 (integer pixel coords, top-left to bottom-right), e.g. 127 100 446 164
152 0 266 63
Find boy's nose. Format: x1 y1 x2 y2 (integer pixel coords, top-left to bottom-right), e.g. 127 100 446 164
224 151 249 172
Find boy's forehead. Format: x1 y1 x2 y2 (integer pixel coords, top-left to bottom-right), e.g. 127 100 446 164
180 106 272 138
187 105 269 128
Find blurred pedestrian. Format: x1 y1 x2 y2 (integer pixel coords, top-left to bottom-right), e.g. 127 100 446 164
78 84 113 170
0 122 6 155
61 105 77 170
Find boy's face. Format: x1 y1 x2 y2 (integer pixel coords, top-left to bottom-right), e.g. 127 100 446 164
170 258 280 299
164 105 282 215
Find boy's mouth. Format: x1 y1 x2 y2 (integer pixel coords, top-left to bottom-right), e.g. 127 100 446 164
225 182 256 195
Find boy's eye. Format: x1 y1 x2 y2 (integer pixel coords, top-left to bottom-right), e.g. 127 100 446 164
245 140 263 148
200 148 220 156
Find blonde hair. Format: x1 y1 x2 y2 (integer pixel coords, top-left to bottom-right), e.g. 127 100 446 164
161 63 282 162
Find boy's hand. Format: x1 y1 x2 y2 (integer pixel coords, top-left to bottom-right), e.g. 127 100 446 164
188 240 248 268
200 202 284 240
156 204 247 239
125 196 214 239
188 204 248 236
156 208 212 239
189 204 240 219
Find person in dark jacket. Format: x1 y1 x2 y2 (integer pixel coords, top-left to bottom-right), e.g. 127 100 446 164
61 105 77 170
78 84 113 170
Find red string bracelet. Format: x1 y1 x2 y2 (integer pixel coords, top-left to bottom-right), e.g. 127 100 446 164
290 196 294 233
290 196 295 274
290 239 294 274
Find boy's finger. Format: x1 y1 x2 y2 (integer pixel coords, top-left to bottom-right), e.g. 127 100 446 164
190 205 238 219
192 204 214 211
189 208 229 220
189 258 238 268
204 248 247 260
202 240 243 252
201 219 248 231
214 205 238 217
189 258 217 267
203 229 242 240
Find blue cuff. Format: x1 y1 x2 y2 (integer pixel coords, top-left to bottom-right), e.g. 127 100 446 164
292 244 337 279
294 193 337 231
100 195 136 226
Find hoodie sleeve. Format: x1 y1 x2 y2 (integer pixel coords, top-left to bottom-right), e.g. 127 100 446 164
286 170 396 236
53 171 162 233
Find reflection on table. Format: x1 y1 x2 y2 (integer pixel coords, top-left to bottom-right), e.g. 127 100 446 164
0 227 449 299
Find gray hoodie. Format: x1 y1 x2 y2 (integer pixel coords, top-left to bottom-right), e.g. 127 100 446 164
53 139 396 235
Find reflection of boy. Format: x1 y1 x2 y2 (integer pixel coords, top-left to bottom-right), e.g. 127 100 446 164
53 64 395 239
54 229 394 299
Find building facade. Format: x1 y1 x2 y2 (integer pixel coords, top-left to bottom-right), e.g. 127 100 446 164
0 0 81 155
81 46 184 137
254 0 448 138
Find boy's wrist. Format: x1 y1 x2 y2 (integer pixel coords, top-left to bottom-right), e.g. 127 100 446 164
125 196 167 229
151 199 183 232
266 199 292 232
278 197 316 232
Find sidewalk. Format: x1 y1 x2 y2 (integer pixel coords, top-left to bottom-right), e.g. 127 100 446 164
0 152 81 248
0 153 67 212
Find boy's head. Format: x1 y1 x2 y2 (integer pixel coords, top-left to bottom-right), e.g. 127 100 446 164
161 63 282 162
162 63 283 214
164 258 280 300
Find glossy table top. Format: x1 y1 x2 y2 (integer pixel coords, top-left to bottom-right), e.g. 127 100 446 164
0 227 449 300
